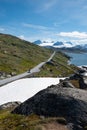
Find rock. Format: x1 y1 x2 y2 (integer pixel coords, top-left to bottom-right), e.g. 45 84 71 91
0 76 5 79
0 101 21 110
0 71 8 79
57 79 75 88
79 77 87 89
69 71 87 89
11 72 16 76
0 72 3 76
46 61 55 66
3 50 7 54
62 81 75 88
0 71 16 79
6 74 11 78
83 77 87 84
12 84 87 130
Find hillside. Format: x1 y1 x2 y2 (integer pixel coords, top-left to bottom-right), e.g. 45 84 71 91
35 52 78 77
0 33 78 78
0 33 52 77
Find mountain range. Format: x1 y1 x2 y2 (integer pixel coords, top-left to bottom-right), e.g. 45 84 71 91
33 40 87 51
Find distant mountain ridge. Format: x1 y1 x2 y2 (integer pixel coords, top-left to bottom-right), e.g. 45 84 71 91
33 40 87 51
53 41 64 46
33 40 42 45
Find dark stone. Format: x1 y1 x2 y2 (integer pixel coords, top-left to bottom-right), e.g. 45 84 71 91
12 84 87 130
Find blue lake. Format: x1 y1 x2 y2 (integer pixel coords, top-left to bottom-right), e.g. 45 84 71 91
66 52 87 66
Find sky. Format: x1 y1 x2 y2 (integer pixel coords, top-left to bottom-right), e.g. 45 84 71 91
0 0 87 44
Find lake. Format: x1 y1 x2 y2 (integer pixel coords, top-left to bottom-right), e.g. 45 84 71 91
66 52 87 66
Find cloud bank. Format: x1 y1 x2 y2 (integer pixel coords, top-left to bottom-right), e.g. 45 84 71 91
57 31 87 39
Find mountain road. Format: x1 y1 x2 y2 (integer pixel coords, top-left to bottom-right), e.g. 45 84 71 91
0 51 55 86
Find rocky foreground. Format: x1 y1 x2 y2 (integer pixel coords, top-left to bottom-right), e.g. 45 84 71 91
12 71 87 130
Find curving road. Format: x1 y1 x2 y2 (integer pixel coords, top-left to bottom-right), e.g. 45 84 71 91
0 51 55 86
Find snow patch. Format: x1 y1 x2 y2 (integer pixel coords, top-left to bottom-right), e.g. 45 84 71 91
0 78 65 105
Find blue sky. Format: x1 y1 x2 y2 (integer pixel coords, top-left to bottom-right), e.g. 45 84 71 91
0 0 87 44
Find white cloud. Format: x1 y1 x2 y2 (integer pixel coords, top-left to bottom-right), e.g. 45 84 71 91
23 23 49 30
71 39 87 45
18 35 25 40
57 31 87 39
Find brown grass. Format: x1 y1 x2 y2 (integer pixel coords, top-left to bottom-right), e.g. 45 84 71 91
39 121 69 130
69 79 80 88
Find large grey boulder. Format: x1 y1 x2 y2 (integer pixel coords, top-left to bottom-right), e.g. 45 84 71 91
12 83 87 130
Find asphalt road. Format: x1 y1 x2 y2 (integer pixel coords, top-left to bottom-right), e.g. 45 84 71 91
0 51 55 86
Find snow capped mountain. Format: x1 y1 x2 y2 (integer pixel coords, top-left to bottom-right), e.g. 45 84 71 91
33 40 42 45
53 41 64 48
33 40 75 48
66 42 73 45
82 44 87 49
53 41 74 48
63 42 74 48
53 41 64 46
33 40 54 46
33 40 87 50
41 41 54 47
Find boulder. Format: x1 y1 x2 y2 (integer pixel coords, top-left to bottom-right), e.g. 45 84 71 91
12 83 87 130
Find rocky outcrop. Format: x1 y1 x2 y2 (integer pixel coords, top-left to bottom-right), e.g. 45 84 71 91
12 80 87 130
0 101 21 110
0 71 16 80
69 69 87 89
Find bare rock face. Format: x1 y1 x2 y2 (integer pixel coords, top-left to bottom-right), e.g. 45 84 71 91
12 81 87 130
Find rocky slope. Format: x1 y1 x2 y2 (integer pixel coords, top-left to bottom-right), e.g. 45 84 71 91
12 76 87 130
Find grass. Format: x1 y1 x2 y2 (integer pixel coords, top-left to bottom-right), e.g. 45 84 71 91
35 51 78 77
0 108 67 130
69 79 80 88
0 33 52 75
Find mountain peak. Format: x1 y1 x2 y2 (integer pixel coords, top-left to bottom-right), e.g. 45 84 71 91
65 42 73 45
33 40 42 45
53 41 64 46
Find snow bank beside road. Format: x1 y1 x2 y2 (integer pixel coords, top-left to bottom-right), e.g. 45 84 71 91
0 78 65 105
